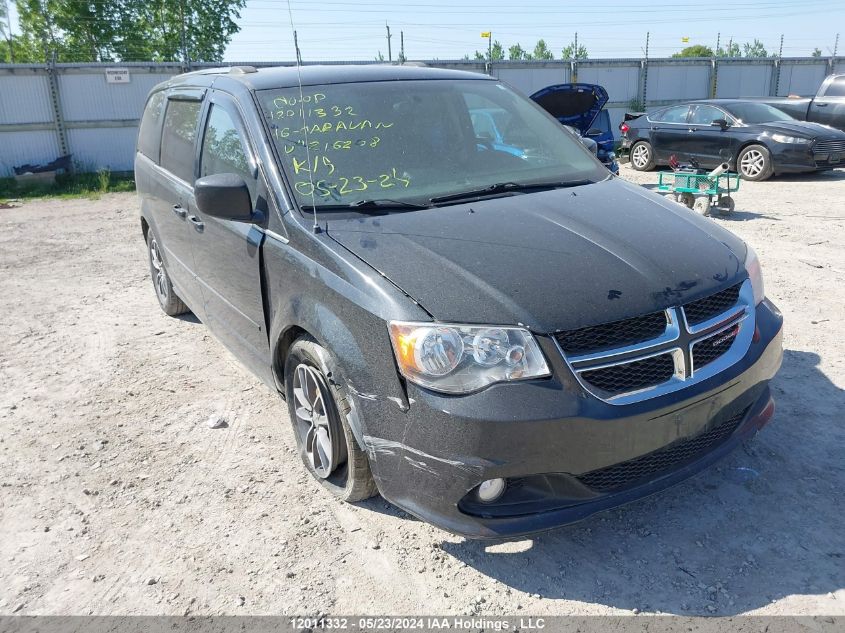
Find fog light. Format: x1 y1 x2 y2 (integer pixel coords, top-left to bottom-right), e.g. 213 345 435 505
477 478 506 503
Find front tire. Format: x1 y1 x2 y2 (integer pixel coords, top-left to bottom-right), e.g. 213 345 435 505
146 232 189 316
284 336 378 502
630 141 655 171
737 144 773 181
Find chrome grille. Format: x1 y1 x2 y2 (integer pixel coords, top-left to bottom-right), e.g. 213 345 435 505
554 311 667 355
814 139 845 154
580 353 675 395
682 283 741 326
557 280 754 404
692 324 739 371
575 407 749 492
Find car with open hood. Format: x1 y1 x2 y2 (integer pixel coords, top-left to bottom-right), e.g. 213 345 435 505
530 82 620 174
621 99 845 180
135 65 783 538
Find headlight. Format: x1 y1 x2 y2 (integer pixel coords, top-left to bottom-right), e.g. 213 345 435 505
770 133 811 144
744 245 765 305
388 321 551 394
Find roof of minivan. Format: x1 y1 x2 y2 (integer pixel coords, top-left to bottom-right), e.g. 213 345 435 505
177 64 492 91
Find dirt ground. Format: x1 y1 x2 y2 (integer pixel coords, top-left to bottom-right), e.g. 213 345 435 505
1 165 844 617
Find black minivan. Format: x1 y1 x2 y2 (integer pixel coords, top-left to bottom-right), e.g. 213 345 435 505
135 65 783 538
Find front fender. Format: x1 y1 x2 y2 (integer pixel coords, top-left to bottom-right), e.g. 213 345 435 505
262 230 429 443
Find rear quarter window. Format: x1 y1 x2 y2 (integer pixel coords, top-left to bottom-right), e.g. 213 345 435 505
160 99 203 183
823 76 845 98
138 91 165 161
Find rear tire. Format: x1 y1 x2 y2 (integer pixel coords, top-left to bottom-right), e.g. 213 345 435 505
630 141 655 171
737 144 773 181
284 336 378 503
146 231 189 316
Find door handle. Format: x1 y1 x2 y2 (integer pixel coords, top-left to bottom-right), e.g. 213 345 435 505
815 102 828 107
688 128 695 133
171 204 187 219
188 215 205 232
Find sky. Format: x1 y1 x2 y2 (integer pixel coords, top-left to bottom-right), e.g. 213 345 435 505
5 0 844 62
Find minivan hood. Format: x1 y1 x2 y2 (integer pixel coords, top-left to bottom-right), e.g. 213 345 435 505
327 178 747 333
530 83 609 135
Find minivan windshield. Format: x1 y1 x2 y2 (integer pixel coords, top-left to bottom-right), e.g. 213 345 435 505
721 102 795 124
259 79 605 209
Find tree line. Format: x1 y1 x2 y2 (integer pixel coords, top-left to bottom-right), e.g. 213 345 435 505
468 38 824 61
1 0 246 63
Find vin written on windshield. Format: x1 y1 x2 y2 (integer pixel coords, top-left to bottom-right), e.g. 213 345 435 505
260 79 603 208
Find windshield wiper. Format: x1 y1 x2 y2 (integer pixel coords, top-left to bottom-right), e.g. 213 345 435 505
429 180 592 205
301 199 431 212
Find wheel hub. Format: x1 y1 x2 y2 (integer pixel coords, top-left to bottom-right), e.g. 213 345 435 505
292 364 335 478
149 238 169 302
740 150 764 177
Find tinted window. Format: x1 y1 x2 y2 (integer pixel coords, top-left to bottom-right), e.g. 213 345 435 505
689 105 725 125
260 79 604 208
823 76 845 97
160 99 202 183
200 104 254 195
721 102 794 124
653 106 689 123
138 91 165 161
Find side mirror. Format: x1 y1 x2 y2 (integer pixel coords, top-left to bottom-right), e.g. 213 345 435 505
585 127 603 137
194 173 253 221
711 118 730 130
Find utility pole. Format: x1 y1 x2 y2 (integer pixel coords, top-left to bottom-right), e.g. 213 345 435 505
178 0 188 67
711 32 720 98
294 30 302 64
386 24 392 62
640 31 650 109
400 30 405 63
2 0 13 62
774 34 784 96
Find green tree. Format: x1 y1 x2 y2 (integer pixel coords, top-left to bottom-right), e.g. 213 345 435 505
13 0 246 62
508 43 531 60
811 47 822 57
0 33 41 62
671 44 714 58
491 40 504 61
561 42 588 59
532 38 553 60
743 39 768 57
473 40 504 62
716 42 741 57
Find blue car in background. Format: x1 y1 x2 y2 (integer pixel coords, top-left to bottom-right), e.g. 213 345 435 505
530 83 620 174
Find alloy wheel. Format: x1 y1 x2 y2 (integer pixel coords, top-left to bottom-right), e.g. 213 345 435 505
292 363 335 478
632 144 650 168
149 237 169 303
740 149 765 178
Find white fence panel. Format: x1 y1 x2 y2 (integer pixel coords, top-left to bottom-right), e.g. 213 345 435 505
67 127 140 172
0 72 54 124
716 63 773 97
496 66 570 96
578 64 640 104
777 62 829 96
0 130 61 175
59 70 173 121
648 62 711 102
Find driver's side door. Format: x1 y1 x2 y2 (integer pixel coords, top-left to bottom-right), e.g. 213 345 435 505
189 91 274 383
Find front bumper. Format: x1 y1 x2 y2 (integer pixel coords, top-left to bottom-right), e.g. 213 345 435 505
772 142 843 173
358 300 783 539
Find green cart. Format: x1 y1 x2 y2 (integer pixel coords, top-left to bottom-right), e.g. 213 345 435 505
657 171 741 216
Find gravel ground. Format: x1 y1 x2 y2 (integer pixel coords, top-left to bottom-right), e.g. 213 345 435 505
1 165 844 617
